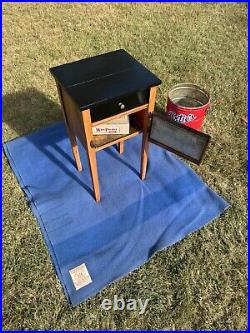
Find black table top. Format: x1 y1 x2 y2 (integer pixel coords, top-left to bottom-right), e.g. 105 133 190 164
50 49 161 111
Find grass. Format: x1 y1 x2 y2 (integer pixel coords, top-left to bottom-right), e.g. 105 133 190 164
2 2 248 331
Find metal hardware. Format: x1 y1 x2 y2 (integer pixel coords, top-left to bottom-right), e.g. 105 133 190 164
118 102 125 110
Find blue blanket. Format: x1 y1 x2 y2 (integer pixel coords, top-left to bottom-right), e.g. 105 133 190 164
3 123 229 306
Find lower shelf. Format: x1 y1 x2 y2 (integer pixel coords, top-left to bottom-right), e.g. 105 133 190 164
91 126 142 151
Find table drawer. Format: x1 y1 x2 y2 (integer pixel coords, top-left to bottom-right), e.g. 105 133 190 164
90 89 149 123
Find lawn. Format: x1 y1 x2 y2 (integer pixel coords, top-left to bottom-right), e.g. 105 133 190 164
2 2 248 331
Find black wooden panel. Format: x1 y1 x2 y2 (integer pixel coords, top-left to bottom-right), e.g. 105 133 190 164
50 50 136 87
149 112 210 164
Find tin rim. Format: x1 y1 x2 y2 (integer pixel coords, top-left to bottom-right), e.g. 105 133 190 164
167 83 210 111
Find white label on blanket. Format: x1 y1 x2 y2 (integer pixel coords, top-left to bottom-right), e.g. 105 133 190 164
69 263 92 290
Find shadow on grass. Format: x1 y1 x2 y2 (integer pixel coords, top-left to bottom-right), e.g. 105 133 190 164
2 88 93 196
2 88 62 136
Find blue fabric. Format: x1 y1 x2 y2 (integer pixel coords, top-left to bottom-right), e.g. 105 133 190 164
4 123 229 306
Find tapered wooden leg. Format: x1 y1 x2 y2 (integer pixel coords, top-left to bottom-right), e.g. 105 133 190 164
56 82 82 172
140 111 150 180
118 141 124 154
82 110 100 202
140 87 157 180
86 148 100 202
70 138 82 172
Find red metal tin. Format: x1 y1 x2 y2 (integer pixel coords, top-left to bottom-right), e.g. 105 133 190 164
166 83 210 130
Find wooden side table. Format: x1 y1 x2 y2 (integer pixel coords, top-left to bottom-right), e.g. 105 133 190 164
50 49 210 202
50 50 161 202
